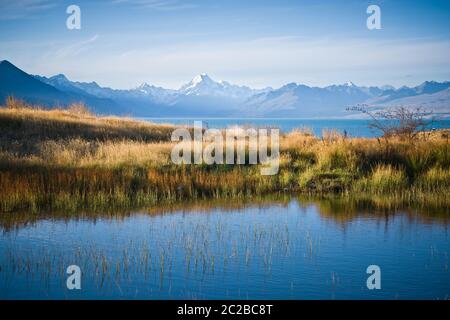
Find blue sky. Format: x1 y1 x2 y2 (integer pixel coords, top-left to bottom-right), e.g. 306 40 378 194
0 0 449 89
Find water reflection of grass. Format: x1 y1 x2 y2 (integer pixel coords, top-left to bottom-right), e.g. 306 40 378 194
0 195 448 232
304 194 450 224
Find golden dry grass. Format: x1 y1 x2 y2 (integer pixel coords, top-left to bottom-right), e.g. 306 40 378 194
0 104 176 143
0 102 449 212
0 139 174 167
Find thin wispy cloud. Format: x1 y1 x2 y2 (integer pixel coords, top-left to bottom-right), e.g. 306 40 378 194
27 35 449 89
111 37 449 89
46 34 100 61
0 0 57 20
112 0 196 11
1 0 449 88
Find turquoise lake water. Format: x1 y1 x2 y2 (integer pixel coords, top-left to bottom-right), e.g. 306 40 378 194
140 118 450 137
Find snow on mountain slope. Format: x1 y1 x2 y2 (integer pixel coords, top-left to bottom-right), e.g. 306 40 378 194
367 81 450 107
371 88 450 114
179 73 270 100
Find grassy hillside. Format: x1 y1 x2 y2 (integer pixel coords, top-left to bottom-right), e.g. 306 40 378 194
0 102 449 213
0 100 175 142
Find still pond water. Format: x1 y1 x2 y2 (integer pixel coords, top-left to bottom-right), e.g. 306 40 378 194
0 197 449 299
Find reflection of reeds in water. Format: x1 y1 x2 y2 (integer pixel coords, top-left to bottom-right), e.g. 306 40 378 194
0 194 449 232
0 215 299 297
303 194 450 224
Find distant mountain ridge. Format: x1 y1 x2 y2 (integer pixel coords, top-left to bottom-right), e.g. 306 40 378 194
1 60 449 117
0 60 70 105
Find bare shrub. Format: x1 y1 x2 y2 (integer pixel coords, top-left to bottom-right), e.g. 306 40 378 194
347 104 435 143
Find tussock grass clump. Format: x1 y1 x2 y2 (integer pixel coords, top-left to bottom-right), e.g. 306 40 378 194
31 139 173 167
355 164 408 194
414 167 450 192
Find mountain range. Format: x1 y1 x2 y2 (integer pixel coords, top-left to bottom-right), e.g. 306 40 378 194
1 60 449 118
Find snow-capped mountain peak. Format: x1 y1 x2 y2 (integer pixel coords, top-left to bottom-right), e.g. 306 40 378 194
180 73 217 93
192 73 211 84
176 73 272 100
178 73 252 100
